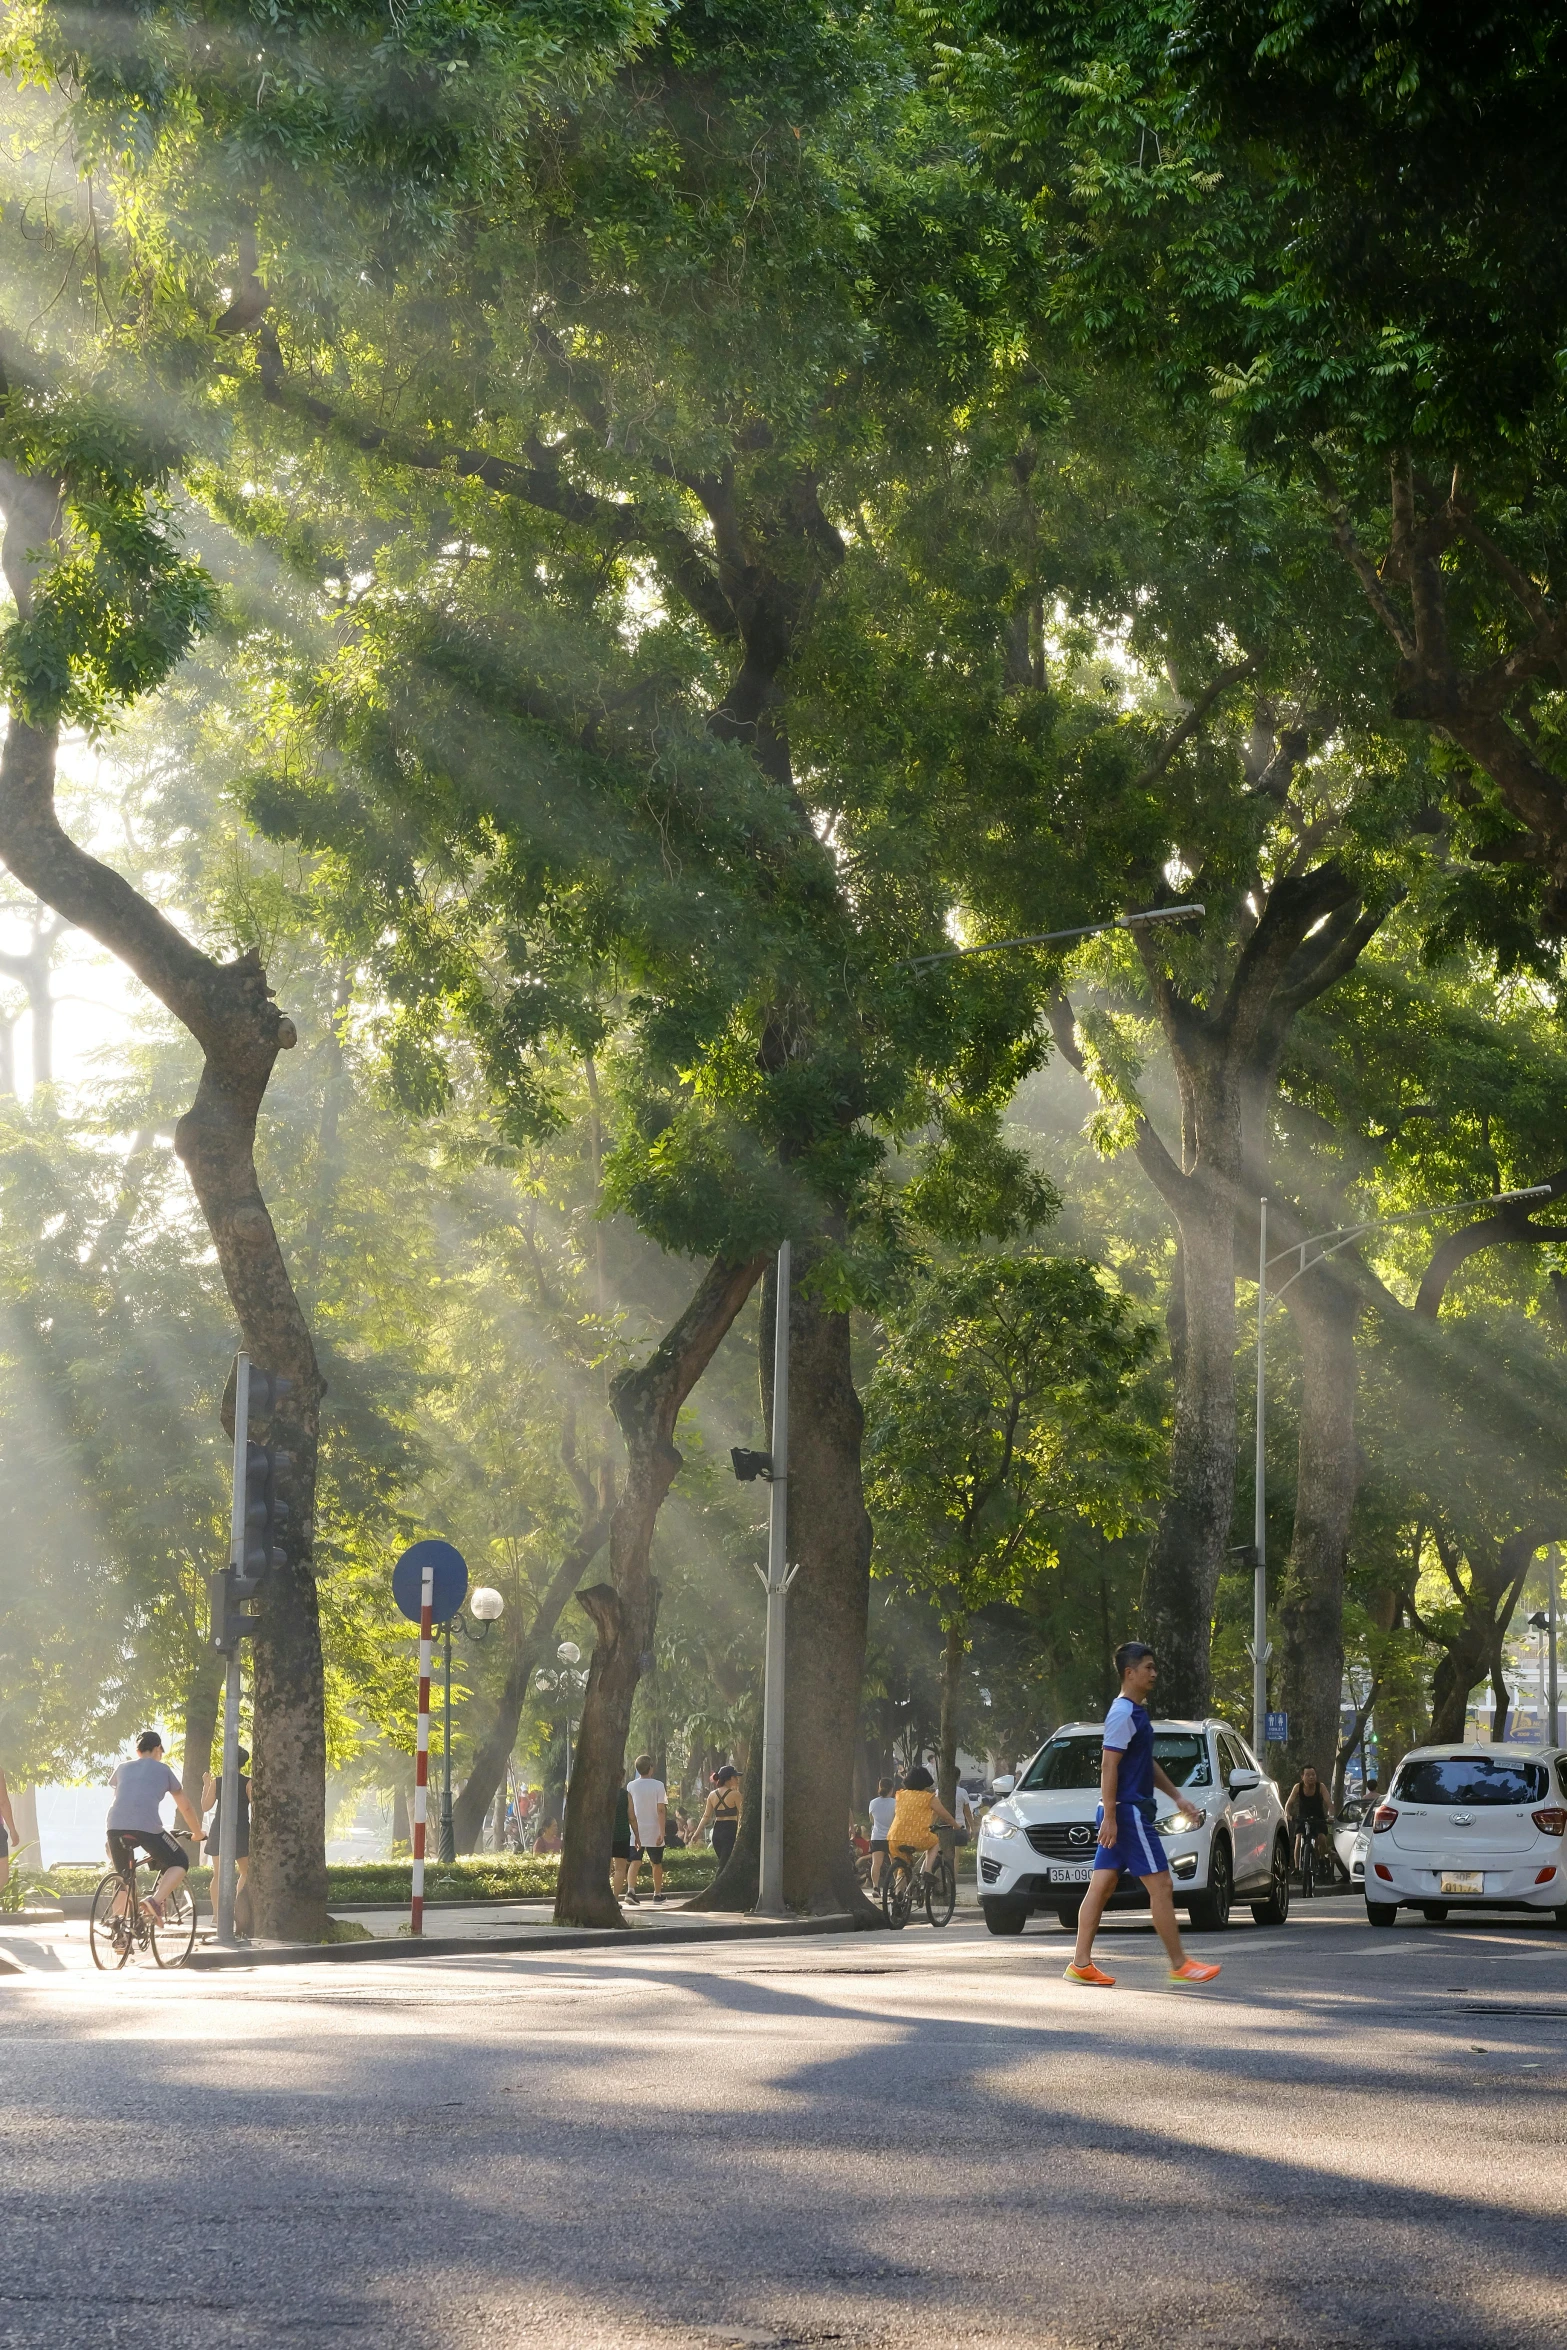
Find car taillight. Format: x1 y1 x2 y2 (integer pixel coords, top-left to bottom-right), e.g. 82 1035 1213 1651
1532 1808 1567 1836
1372 1805 1398 1832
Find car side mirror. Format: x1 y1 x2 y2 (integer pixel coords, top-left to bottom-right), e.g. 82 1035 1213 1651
1227 1768 1261 1793
989 1775 1015 1797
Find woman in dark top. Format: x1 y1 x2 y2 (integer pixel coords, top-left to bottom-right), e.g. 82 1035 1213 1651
696 1765 742 1865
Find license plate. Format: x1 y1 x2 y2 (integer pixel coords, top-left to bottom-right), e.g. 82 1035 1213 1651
1440 1870 1483 1895
1050 1864 1093 1885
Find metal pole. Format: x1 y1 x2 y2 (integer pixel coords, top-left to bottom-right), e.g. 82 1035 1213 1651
1253 1202 1269 1755
440 1620 456 1863
756 1240 795 1917
1550 1549 1560 1749
411 1565 433 1935
216 1353 250 1946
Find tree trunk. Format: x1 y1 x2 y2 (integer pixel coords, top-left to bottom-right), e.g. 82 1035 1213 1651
775 1238 881 1919
451 1496 612 1850
1140 1173 1237 1713
554 1250 767 1927
0 711 329 1941
938 1616 966 1813
1277 1272 1360 1788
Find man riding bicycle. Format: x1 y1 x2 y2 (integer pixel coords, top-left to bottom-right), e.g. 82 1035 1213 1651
1285 1765 1334 1881
106 1731 204 1924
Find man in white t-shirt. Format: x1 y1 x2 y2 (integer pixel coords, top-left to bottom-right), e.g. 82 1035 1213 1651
625 1755 668 1903
950 1780 977 1841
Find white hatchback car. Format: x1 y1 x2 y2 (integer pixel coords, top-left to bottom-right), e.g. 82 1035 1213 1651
976 1716 1293 1935
1365 1744 1567 1925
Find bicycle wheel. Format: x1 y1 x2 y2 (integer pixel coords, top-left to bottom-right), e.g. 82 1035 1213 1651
89 1873 133 1971
1301 1841 1316 1899
151 1881 197 1968
925 1856 956 1929
884 1858 916 1930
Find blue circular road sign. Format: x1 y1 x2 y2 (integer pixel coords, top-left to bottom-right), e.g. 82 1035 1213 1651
392 1539 468 1626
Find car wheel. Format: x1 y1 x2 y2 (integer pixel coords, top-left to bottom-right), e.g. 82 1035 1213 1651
1186 1837 1232 1932
980 1899 1028 1936
1054 1903 1082 1932
1421 1904 1449 1923
1251 1837 1292 1926
1366 1902 1399 1927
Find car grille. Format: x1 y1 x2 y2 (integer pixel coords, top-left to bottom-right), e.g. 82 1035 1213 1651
1025 1821 1099 1859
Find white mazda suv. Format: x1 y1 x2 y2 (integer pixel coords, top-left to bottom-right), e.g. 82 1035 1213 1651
976 1717 1292 1935
1365 1744 1567 1925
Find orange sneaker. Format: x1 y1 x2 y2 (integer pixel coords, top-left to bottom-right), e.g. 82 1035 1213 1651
1063 1961 1116 1986
1168 1958 1221 1984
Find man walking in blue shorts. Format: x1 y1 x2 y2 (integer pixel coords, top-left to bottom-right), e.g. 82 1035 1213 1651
1066 1641 1221 1989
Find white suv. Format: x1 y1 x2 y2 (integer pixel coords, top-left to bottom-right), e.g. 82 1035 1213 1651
1365 1744 1567 1925
976 1717 1293 1935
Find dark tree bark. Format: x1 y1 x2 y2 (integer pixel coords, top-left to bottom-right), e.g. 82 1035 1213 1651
1423 1528 1541 1743
1276 1267 1361 1788
1050 845 1386 1714
554 1250 768 1927
451 1475 613 1851
0 704 329 1940
778 1242 880 1918
938 1617 966 1816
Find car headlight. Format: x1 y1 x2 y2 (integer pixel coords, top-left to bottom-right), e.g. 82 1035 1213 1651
1161 1809 1205 1838
982 1814 1020 1840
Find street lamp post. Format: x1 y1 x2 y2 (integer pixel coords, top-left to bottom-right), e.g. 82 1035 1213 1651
1252 1181 1553 1757
533 1641 588 1809
439 1585 505 1863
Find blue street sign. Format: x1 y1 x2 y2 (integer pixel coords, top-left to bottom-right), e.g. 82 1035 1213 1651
1265 1710 1289 1744
392 1540 468 1626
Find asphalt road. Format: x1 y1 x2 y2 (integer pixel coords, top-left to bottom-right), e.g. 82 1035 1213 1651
3 1902 1565 2350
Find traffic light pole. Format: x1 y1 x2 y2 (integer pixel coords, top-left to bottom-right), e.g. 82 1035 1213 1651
216 1353 251 1947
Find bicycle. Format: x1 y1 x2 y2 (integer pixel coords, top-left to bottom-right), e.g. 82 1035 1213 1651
90 1855 197 1970
1296 1825 1333 1899
882 1835 957 1930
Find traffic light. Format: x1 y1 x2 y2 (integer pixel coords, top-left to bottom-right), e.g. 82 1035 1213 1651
730 1446 774 1483
209 1565 259 1657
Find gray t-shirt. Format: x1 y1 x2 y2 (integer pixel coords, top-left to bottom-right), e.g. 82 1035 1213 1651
107 1758 182 1832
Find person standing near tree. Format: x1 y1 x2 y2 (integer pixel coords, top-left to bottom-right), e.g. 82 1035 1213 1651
693 1765 743 1869
624 1755 668 1903
1066 1645 1221 1989
202 1746 253 1938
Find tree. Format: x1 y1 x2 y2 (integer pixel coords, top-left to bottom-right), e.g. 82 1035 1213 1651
866 1255 1155 1805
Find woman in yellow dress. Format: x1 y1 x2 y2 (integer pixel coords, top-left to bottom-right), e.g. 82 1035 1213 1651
887 1764 956 1880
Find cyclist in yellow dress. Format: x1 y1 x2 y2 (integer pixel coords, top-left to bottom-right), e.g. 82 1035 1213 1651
887 1765 957 1879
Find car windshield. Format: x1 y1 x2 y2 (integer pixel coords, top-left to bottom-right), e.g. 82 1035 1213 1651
1020 1732 1212 1791
1393 1755 1549 1807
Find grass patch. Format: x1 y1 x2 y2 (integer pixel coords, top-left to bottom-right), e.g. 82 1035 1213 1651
34 1850 720 1904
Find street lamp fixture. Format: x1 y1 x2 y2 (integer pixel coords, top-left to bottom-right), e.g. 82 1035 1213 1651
895 902 1205 971
437 1584 506 1862
534 1642 589 1788
1251 1182 1554 1756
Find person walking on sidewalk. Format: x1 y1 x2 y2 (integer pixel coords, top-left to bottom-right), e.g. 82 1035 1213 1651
202 1745 253 1938
1066 1643 1221 1990
624 1755 668 1903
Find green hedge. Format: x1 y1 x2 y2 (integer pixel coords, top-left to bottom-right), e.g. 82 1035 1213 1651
29 1849 720 1904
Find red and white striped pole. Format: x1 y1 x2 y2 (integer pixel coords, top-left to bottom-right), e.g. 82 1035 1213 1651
411 1563 434 1936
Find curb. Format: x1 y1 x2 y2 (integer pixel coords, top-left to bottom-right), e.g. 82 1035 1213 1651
185 1911 860 1970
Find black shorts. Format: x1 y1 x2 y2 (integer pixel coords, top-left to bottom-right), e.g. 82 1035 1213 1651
869 1838 889 1853
108 1830 187 1879
632 1844 665 1865
611 1839 632 1860
0 1824 8 1858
